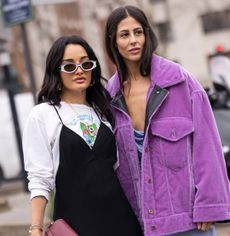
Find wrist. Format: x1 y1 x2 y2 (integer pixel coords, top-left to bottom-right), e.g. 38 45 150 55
28 224 43 234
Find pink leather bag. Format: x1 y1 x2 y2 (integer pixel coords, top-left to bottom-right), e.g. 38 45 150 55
45 219 79 236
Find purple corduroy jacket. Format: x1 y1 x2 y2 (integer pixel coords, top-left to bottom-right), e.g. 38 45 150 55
106 55 230 235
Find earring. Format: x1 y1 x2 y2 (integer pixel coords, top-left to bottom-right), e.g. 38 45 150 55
90 78 95 86
57 83 62 91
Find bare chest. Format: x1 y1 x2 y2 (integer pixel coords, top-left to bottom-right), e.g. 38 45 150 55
124 80 150 131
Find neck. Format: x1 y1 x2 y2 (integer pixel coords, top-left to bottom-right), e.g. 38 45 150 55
125 60 142 81
61 91 88 105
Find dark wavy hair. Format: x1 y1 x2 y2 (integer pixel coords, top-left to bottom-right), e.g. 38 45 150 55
38 35 114 126
105 5 158 85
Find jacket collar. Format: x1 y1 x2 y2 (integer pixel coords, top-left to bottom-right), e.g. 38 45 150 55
150 54 185 88
108 54 185 98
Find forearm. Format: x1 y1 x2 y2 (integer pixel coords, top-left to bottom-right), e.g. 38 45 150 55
30 196 47 235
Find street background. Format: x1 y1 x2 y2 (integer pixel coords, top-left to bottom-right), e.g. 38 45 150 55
1 0 230 235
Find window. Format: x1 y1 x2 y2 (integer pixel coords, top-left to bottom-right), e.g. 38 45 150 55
201 9 230 33
156 21 172 42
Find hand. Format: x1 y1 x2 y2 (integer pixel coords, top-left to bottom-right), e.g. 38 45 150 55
197 222 214 231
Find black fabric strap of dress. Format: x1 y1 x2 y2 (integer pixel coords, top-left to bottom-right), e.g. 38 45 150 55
52 104 64 125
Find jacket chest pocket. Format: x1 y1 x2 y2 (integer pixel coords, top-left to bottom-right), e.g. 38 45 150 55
150 118 194 171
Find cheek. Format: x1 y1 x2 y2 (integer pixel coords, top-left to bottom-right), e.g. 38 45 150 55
116 43 126 57
141 36 146 46
116 39 127 51
86 72 93 83
60 72 69 80
60 75 69 86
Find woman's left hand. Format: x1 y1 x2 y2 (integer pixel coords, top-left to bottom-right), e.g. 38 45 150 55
197 222 214 231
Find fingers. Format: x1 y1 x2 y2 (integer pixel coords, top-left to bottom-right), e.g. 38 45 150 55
197 222 214 231
197 222 202 230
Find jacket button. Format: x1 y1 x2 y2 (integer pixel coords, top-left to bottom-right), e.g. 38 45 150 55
171 129 176 138
156 90 160 94
148 209 154 214
151 225 156 231
147 178 152 184
145 147 148 153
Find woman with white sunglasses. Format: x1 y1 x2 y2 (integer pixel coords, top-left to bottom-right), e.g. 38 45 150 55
23 35 143 236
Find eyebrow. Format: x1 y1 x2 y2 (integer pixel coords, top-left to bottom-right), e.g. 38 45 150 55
118 27 143 33
62 56 89 62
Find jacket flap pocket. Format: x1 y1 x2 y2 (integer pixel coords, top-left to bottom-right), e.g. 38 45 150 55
151 118 194 141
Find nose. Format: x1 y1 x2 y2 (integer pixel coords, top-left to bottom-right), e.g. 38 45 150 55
129 32 137 44
75 65 84 74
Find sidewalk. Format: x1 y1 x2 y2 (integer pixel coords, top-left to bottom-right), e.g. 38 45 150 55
0 181 31 236
0 180 230 236
0 180 52 236
0 192 30 235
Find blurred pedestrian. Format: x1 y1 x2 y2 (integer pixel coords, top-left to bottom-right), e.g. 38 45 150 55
105 5 230 236
23 35 143 236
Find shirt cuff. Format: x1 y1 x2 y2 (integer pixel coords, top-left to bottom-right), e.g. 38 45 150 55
30 189 50 201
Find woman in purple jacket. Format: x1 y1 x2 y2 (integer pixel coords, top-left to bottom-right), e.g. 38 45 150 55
104 5 230 236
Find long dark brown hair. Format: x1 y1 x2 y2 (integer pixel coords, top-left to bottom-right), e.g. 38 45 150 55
38 35 114 126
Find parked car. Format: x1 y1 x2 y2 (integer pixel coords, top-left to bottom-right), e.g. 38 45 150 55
0 91 34 185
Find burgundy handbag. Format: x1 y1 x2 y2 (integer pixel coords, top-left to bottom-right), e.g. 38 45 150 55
45 219 79 236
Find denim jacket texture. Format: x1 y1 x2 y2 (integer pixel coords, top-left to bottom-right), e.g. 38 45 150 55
106 55 230 235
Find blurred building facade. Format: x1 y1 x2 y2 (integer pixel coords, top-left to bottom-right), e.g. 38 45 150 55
2 0 230 91
157 0 230 87
0 18 12 88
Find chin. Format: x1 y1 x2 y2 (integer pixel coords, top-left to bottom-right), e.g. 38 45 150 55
125 54 141 61
127 57 141 63
71 84 89 92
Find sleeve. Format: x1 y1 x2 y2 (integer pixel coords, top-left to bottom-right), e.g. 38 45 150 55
23 114 55 201
192 90 230 222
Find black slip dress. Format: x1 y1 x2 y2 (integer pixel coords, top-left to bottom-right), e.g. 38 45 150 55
52 106 143 236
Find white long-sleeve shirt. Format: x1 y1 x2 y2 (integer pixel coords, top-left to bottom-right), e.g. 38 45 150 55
23 101 112 200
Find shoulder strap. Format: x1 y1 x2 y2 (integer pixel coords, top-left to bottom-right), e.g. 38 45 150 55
52 105 64 125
